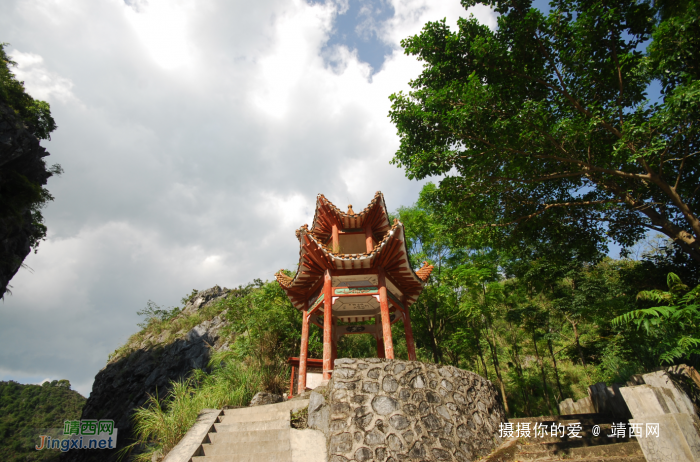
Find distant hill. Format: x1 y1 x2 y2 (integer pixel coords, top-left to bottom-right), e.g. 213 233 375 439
0 380 86 462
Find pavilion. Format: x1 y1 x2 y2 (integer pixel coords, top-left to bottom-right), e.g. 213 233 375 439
275 191 433 394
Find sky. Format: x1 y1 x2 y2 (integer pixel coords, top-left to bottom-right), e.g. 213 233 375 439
0 0 499 397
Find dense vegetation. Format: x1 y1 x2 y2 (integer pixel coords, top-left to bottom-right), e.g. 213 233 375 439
0 380 86 462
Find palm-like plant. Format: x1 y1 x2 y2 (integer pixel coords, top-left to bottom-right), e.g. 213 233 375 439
612 273 700 364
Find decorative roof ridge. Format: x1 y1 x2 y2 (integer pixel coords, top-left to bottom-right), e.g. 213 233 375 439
275 269 294 288
415 261 435 282
310 191 387 232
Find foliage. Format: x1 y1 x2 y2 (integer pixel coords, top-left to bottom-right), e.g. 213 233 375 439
0 380 85 462
124 355 266 462
136 301 181 329
389 0 700 262
0 44 57 140
612 273 700 363
394 197 698 417
0 43 61 267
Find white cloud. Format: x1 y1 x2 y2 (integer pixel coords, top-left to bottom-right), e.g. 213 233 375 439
8 50 78 103
0 0 496 396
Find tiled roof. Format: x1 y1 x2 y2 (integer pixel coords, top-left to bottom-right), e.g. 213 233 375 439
309 191 391 243
274 192 430 311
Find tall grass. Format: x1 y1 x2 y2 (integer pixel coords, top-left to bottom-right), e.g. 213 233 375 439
123 351 274 462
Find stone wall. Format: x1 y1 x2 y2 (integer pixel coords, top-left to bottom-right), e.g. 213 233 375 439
318 358 506 462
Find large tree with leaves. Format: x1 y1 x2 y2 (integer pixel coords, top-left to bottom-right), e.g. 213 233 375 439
389 0 700 261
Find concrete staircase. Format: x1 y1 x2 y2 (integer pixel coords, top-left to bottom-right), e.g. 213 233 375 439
190 398 322 462
484 414 646 462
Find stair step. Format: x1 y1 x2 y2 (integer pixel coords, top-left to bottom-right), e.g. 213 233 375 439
519 437 636 451
219 410 290 423
200 439 291 455
223 399 309 416
510 414 616 426
516 441 641 460
534 457 646 462
208 429 290 444
214 419 290 432
192 450 292 462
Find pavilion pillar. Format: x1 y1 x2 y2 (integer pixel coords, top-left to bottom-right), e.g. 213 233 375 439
375 315 385 358
322 269 333 380
377 268 394 359
332 224 339 253
402 298 417 361
365 226 374 253
331 317 338 367
298 302 310 394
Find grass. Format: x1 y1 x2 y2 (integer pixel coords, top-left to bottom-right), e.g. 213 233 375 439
122 350 274 462
108 297 231 363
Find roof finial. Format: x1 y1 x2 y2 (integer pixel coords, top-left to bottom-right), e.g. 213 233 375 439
347 205 355 216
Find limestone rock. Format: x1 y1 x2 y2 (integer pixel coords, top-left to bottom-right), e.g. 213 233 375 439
249 391 283 407
61 286 235 462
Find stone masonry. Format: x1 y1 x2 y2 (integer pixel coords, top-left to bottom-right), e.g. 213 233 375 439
322 358 506 462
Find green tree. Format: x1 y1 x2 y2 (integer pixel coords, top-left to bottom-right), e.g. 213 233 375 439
0 43 61 281
389 0 700 261
0 44 57 140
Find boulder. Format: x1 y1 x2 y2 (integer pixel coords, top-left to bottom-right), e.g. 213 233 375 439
249 392 283 407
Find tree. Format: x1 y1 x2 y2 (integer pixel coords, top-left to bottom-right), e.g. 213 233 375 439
0 43 62 296
389 0 700 261
0 44 56 140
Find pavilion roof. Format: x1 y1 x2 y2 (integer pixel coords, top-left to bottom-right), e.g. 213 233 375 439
275 193 434 311
308 191 392 244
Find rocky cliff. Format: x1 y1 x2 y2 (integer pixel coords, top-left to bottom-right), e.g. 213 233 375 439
61 286 235 462
0 101 55 296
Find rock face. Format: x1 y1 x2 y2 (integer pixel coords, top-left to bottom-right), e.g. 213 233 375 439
321 358 506 462
61 286 232 462
249 392 283 407
0 102 55 296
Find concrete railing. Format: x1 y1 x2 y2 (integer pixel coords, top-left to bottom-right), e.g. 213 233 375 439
162 408 222 462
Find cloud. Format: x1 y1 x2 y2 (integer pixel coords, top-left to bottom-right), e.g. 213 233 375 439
8 50 78 103
0 0 496 396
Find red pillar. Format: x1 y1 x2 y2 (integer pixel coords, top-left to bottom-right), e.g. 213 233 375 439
290 365 296 397
377 268 394 359
322 269 333 379
365 226 374 253
375 315 385 358
298 302 310 394
331 317 338 367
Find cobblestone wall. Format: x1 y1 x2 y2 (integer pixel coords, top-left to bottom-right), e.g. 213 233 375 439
325 358 506 461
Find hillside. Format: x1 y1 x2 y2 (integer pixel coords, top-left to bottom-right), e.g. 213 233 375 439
0 380 86 462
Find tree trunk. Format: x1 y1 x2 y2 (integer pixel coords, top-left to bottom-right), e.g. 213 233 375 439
509 324 531 415
547 334 564 402
474 324 489 380
485 319 509 415
532 331 554 415
571 320 587 368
